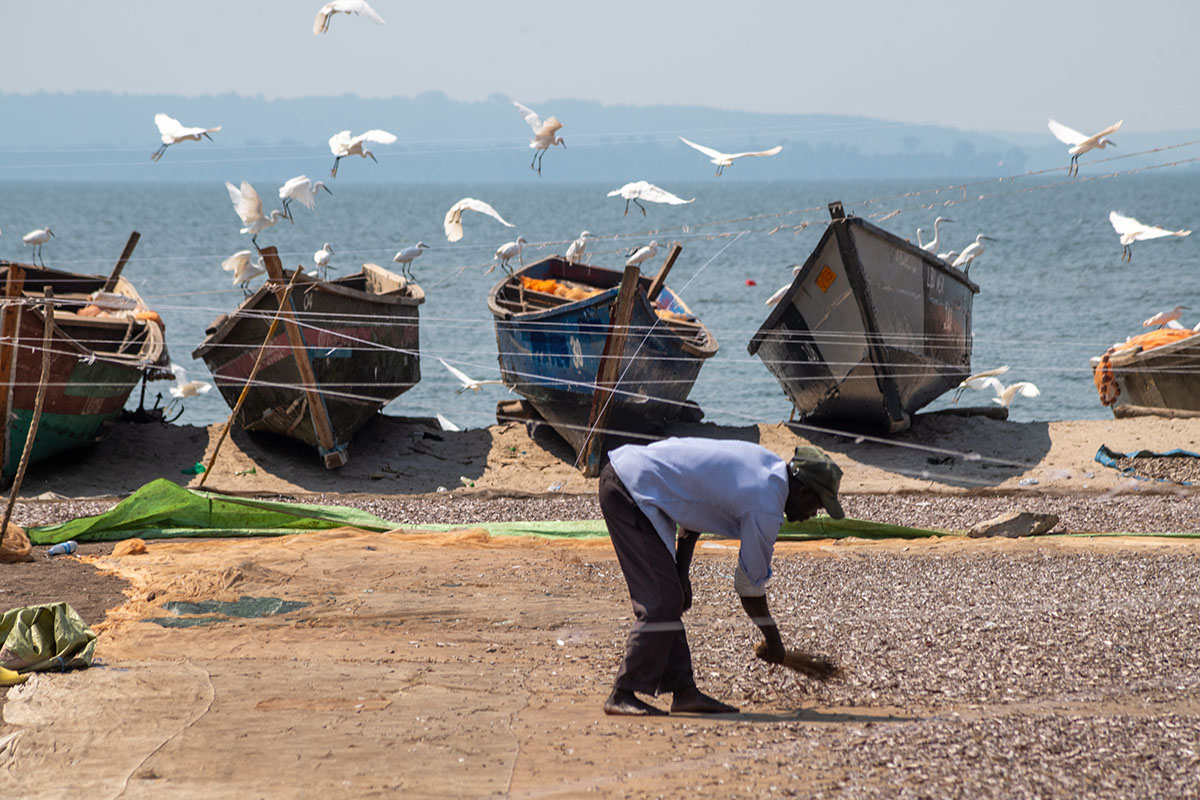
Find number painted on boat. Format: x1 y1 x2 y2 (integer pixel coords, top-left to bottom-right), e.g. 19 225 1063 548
570 336 584 368
815 266 837 293
925 268 944 293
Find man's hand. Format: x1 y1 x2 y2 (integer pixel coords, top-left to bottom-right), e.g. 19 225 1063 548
740 594 785 663
680 573 693 612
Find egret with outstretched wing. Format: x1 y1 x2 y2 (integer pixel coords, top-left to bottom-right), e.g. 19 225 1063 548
1109 211 1191 262
607 181 694 216
1047 118 1121 176
678 136 782 177
152 113 220 161
513 101 565 175
443 198 514 242
328 129 396 177
437 357 505 394
313 0 385 34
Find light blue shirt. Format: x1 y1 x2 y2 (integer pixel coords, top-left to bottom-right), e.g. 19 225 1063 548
608 437 789 594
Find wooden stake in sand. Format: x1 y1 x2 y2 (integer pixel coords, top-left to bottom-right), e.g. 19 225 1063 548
197 262 303 487
1 289 55 534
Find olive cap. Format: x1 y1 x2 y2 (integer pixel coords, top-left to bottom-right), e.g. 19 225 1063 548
788 446 845 519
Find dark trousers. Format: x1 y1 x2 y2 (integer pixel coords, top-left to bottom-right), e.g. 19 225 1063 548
598 463 695 695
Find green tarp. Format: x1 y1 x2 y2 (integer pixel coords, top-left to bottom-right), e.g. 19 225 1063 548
0 602 97 673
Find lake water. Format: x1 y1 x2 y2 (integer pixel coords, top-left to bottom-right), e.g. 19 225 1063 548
1 172 1196 432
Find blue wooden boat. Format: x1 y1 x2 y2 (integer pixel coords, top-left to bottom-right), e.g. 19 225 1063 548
748 202 979 433
487 255 717 453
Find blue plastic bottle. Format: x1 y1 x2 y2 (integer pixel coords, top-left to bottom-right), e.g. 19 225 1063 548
47 541 78 556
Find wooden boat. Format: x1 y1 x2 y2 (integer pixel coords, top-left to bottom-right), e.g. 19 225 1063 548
1091 328 1200 418
487 253 718 458
748 202 979 433
193 252 424 468
0 235 170 482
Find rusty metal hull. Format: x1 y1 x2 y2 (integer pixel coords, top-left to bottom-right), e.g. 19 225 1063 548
748 207 979 432
487 256 717 453
1091 334 1200 414
193 265 423 456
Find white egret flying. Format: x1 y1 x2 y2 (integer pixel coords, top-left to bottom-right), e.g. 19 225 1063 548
443 198 514 243
491 236 528 274
513 101 565 176
566 231 592 264
151 113 220 162
1108 211 1191 262
221 250 266 294
951 365 1010 403
1143 305 1189 329
226 181 287 248
993 380 1041 409
1047 118 1121 176
625 241 659 269
21 227 53 265
917 216 954 253
313 243 334 279
951 234 996 276
607 181 694 216
392 242 429 280
278 175 332 220
313 0 385 34
168 363 213 399
328 128 396 177
677 136 782 177
437 357 505 394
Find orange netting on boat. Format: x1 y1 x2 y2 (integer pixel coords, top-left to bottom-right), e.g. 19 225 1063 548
520 276 602 302
1093 329 1198 406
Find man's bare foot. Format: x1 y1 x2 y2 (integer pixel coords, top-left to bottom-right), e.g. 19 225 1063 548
670 687 738 714
604 689 667 716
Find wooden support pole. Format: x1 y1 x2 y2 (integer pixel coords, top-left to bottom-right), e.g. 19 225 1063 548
0 265 26 474
645 242 682 303
1 289 54 531
580 265 641 477
260 248 348 469
103 231 141 293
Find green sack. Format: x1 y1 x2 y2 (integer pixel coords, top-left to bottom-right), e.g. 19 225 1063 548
0 602 97 673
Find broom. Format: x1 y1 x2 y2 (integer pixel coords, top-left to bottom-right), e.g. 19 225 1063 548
755 642 843 681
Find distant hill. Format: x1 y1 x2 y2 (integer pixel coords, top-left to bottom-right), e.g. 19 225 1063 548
0 91 1194 183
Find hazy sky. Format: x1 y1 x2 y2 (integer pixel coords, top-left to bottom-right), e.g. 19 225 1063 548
2 0 1195 133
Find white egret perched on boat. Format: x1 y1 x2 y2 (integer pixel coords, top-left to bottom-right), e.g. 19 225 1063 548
565 231 592 264
151 113 220 162
951 234 996 276
677 136 782 177
916 217 953 253
491 237 528 274
607 181 694 216
392 242 429 280
221 250 266 295
765 266 803 306
226 181 287 248
625 241 659 269
443 197 514 243
278 175 332 220
1108 211 1191 262
512 101 565 176
21 227 53 265
327 128 396 177
168 363 213 399
1047 118 1121 176
437 357 505 394
951 365 1010 403
1143 305 1189 329
313 243 334 279
313 0 385 34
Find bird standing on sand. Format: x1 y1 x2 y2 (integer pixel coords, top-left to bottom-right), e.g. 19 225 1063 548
392 242 429 280
677 136 782 177
607 182 694 216
21 228 53 265
443 198 515 243
313 0 385 34
951 234 996 276
226 181 287 248
917 217 954 253
278 175 332 221
1143 305 1189 329
1047 118 1121 176
625 241 659 269
491 237 528 274
313 243 335 279
151 113 220 162
951 365 1010 403
328 129 396 177
168 363 213 399
566 231 592 264
513 101 565 176
437 357 505 394
221 250 266 295
1109 211 1191 262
